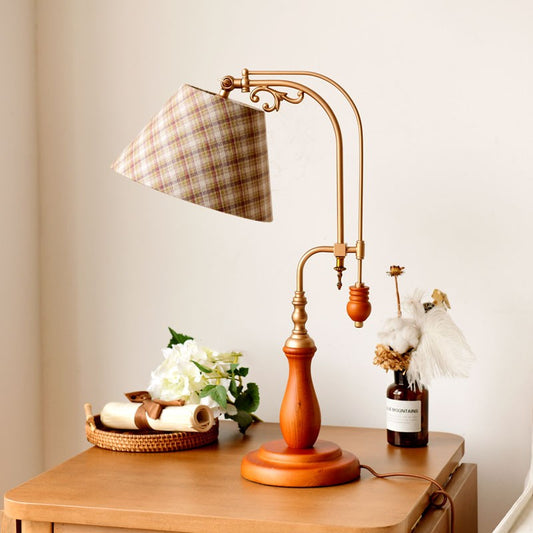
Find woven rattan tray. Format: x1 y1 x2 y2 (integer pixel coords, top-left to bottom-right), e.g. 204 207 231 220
85 408 219 452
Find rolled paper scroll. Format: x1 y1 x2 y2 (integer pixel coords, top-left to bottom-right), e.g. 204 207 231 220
101 402 214 432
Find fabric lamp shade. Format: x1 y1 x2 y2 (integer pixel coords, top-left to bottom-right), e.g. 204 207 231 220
112 84 272 222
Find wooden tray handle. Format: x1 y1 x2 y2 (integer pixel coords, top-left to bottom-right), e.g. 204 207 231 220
84 403 97 431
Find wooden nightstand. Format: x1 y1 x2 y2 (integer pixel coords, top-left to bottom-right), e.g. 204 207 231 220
3 422 477 533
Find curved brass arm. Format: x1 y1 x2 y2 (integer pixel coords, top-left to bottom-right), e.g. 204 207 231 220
295 245 359 292
249 71 365 251
220 70 367 287
226 75 346 247
220 70 369 306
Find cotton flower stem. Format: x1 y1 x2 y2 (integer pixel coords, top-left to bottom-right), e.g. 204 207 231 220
394 276 402 317
387 265 405 318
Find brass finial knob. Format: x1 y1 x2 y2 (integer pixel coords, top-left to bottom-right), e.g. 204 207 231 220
220 76 235 91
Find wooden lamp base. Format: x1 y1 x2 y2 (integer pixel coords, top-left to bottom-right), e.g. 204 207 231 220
241 439 360 487
240 289 366 487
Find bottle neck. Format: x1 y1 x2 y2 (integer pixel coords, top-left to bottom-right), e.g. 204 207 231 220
393 370 426 391
393 370 409 387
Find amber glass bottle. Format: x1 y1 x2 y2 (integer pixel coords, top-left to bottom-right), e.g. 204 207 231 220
386 371 428 447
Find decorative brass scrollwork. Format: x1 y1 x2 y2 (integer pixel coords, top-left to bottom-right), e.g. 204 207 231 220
250 86 305 112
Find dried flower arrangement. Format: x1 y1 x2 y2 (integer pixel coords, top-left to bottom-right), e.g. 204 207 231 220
374 266 474 388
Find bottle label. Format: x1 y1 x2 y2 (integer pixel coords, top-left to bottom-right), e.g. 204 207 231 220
386 399 421 432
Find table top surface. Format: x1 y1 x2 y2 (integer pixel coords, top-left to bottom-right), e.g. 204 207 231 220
5 422 464 533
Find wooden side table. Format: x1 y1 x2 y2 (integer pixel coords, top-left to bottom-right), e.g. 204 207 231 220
3 422 477 533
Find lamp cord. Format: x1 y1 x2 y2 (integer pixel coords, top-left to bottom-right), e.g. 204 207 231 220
360 464 455 533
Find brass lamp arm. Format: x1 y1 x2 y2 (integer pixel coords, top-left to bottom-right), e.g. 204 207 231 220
223 74 346 248
222 70 366 286
296 245 359 293
248 71 365 249
221 71 371 330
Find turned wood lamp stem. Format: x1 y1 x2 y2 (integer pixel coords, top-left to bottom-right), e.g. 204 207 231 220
223 70 372 486
281 291 320 449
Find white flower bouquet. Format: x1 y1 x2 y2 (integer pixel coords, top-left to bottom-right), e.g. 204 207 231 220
147 329 260 434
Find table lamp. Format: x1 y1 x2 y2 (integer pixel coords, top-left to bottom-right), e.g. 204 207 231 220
112 69 372 487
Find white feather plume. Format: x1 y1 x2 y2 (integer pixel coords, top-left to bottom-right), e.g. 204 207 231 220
402 294 475 388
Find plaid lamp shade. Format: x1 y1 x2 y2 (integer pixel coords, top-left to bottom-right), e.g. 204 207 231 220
112 84 272 222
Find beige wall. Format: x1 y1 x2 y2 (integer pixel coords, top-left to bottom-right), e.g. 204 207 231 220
3 1 533 532
0 0 43 496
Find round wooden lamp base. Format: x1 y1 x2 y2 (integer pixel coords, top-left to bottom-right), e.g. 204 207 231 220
241 439 360 487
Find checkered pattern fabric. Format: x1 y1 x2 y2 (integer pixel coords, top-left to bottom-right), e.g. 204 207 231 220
112 84 272 222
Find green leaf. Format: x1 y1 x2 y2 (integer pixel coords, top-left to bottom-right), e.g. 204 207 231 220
228 364 249 378
234 383 260 413
227 410 254 434
210 385 227 409
192 360 212 374
199 385 216 398
167 328 193 348
229 378 239 398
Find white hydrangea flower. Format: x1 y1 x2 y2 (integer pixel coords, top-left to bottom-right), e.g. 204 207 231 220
147 339 242 411
148 340 207 402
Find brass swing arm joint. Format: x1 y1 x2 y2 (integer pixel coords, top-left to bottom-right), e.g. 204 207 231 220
219 69 250 96
333 243 347 290
332 242 365 289
355 240 365 260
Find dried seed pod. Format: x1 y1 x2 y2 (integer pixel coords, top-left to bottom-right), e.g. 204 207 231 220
387 265 405 277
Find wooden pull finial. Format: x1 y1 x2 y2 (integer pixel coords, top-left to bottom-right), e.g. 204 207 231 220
346 284 372 327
